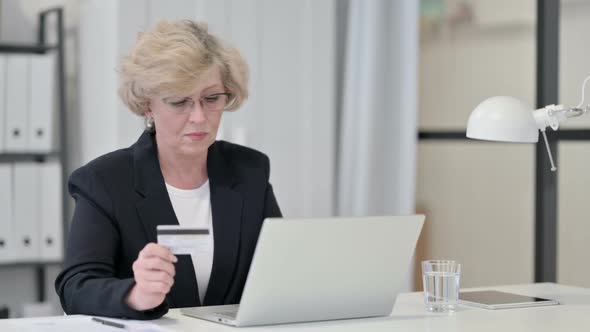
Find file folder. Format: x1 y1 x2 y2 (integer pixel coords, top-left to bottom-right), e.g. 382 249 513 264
0 164 13 263
13 163 40 261
4 55 30 152
29 52 57 153
39 161 63 261
0 56 6 153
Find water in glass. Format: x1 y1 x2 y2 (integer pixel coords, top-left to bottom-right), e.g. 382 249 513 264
423 271 460 312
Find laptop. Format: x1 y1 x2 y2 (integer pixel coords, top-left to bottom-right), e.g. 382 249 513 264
181 215 425 327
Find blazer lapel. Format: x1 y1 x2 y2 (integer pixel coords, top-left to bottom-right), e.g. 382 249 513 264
203 142 243 305
133 131 201 307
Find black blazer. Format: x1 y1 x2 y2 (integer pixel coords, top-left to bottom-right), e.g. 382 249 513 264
55 131 282 320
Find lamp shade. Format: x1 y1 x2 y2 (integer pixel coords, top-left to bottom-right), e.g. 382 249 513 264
466 96 539 143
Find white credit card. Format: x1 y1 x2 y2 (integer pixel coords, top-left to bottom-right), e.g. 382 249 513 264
156 225 210 255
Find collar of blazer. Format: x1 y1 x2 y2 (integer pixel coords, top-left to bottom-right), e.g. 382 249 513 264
132 131 244 308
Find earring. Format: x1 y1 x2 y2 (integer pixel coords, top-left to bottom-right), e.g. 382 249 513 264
146 116 155 132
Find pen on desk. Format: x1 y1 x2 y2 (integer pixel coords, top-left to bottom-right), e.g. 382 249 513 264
92 317 126 329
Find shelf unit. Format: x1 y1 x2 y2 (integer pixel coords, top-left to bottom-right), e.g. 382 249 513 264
0 7 67 306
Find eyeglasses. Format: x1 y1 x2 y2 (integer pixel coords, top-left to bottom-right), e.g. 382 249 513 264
163 92 234 114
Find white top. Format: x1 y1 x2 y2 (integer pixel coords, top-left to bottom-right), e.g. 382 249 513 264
165 180 214 305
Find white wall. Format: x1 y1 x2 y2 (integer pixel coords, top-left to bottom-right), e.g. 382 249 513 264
78 0 142 165
419 26 536 130
416 142 535 287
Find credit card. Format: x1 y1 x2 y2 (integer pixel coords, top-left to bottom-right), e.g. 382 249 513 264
156 225 210 255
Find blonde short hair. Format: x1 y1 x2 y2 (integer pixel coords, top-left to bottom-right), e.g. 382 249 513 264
118 20 249 116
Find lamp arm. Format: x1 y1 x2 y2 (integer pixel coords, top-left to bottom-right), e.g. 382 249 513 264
533 105 566 131
576 74 590 108
540 130 557 172
533 73 590 132
561 106 588 118
533 104 589 132
531 104 590 172
532 105 571 172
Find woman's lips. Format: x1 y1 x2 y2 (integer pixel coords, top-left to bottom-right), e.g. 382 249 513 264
186 132 208 141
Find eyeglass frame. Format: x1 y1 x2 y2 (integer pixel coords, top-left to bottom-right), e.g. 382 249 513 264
161 92 235 114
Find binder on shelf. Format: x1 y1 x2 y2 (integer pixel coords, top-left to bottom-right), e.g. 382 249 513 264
4 55 30 152
29 52 57 153
12 162 40 261
0 56 6 153
39 160 63 261
0 164 13 263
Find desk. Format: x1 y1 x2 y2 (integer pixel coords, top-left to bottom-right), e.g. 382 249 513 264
2 283 590 331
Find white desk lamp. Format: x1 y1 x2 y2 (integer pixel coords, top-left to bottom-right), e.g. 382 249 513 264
466 76 590 171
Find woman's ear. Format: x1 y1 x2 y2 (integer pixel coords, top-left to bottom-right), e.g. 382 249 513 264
144 103 153 117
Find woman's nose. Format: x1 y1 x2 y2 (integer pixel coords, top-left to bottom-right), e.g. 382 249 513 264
188 102 207 123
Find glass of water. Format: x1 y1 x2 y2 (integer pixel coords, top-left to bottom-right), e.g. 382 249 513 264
422 260 461 312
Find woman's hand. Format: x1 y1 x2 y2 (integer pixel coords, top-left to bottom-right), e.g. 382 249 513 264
125 243 178 311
